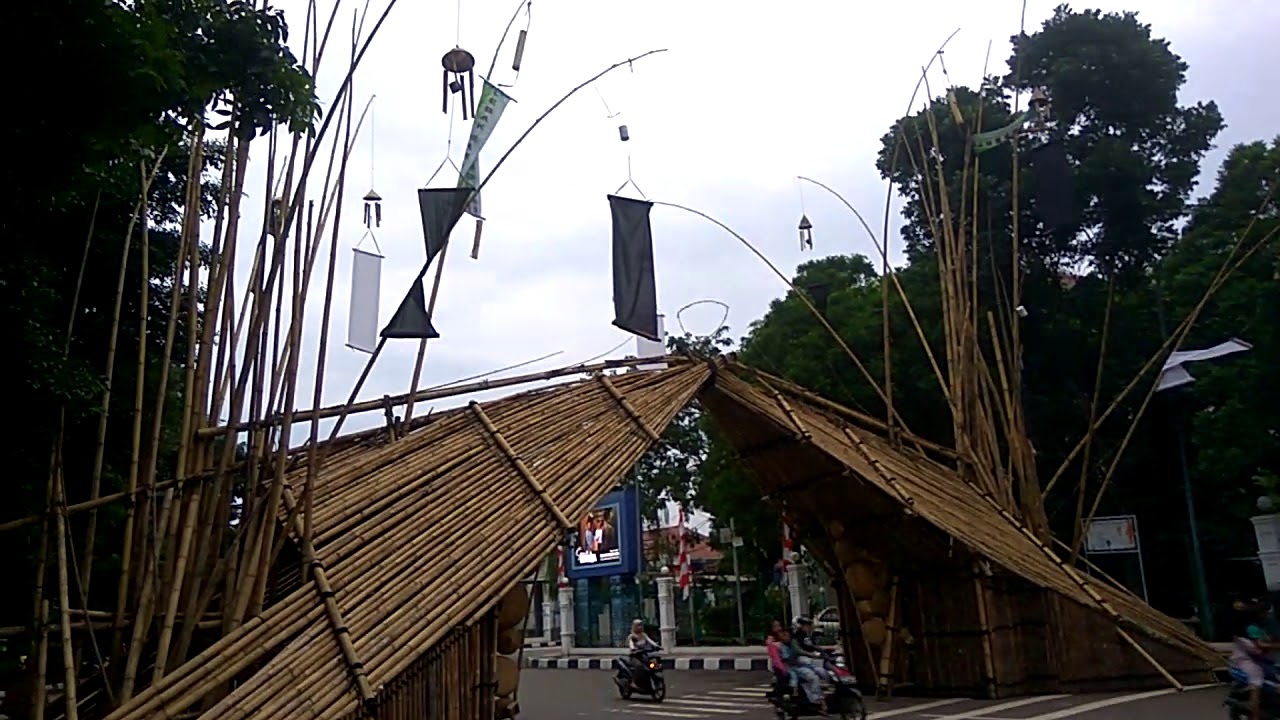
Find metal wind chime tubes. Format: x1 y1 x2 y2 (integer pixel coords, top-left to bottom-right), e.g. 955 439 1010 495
442 46 477 120
798 214 813 251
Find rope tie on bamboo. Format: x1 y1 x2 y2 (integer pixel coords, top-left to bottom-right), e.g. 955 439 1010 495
468 401 573 531
838 426 917 516
957 464 1186 690
381 394 399 441
594 374 661 442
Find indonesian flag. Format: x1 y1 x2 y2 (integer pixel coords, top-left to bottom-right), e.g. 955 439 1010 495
781 524 794 571
557 546 568 589
677 505 691 601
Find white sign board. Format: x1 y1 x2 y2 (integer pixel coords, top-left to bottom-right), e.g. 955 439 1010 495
1085 515 1140 554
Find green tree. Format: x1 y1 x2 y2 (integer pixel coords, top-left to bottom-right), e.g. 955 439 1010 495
1157 138 1280 574
0 0 316 669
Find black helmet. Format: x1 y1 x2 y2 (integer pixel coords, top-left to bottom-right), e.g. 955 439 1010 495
795 615 812 626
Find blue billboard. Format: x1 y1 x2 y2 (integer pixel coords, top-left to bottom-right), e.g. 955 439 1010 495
566 487 641 579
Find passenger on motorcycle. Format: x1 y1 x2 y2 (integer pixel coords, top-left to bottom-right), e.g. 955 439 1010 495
1232 599 1276 720
773 625 826 713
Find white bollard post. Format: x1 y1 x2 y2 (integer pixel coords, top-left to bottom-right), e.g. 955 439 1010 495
558 584 575 657
787 564 808 621
542 583 555 644
657 573 678 649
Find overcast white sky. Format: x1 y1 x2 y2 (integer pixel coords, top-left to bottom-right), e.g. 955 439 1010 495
226 0 1278 486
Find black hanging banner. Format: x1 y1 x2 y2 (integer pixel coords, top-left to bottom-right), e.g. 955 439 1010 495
802 282 831 316
1028 141 1075 232
380 278 439 339
608 194 660 341
417 187 475 264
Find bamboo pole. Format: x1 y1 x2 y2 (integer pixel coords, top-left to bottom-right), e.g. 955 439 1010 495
54 462 80 720
876 577 900 698
1069 279 1114 564
35 599 49 720
972 566 996 699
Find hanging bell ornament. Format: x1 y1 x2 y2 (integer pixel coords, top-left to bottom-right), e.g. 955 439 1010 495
363 189 382 229
618 124 630 142
798 214 813 251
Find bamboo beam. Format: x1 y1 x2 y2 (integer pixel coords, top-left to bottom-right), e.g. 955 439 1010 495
595 374 662 442
196 355 692 438
468 402 573 531
840 426 917 516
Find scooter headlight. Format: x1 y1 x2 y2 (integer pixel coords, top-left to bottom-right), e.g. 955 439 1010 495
648 660 659 670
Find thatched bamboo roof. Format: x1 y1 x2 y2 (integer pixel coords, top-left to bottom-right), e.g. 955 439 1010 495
105 355 1216 719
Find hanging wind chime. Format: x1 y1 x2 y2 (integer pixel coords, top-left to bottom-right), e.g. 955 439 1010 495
798 214 813 251
347 97 385 354
442 46 477 120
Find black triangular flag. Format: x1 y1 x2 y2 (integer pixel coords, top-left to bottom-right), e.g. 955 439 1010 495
417 188 474 265
802 282 831 316
1028 141 1075 232
608 194 659 341
380 278 439 339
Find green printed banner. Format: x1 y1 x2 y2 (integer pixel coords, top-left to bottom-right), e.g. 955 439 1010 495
458 79 515 217
973 109 1036 154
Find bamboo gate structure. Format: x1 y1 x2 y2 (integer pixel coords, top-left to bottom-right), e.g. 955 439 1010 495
9 2 1278 717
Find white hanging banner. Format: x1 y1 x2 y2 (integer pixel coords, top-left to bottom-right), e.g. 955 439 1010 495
636 314 667 371
347 247 383 353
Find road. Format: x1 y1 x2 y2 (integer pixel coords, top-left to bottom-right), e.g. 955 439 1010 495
517 670 1227 720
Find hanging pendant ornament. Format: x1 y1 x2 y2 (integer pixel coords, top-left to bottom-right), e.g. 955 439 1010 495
442 46 477 120
798 214 813 251
363 189 382 229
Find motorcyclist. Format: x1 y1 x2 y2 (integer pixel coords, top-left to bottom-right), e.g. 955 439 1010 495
625 619 658 687
1231 599 1276 720
793 616 818 652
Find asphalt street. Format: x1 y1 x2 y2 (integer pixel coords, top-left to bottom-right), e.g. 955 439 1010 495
517 670 1228 720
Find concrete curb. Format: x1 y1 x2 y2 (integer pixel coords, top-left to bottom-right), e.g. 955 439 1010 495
524 656 770 671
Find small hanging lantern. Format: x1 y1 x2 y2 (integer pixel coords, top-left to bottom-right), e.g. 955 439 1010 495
442 47 477 120
618 124 630 142
798 214 813 251
363 189 382 229
1029 86 1051 128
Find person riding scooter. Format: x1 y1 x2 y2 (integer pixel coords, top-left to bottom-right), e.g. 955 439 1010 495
1232 599 1279 720
625 619 659 688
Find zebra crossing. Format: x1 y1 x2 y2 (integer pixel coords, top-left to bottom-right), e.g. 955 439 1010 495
604 682 770 718
596 680 1222 719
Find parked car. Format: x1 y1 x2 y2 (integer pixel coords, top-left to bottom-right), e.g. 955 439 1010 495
814 606 840 643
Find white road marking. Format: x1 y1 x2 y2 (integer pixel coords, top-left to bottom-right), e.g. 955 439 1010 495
664 699 747 713
606 709 706 719
869 698 966 717
1016 684 1216 719
927 695 1069 719
704 690 767 698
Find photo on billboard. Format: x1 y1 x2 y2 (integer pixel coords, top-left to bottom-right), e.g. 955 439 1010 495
574 503 622 567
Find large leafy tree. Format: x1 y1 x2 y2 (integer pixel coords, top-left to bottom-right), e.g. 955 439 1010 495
0 0 316 681
704 7 1272 627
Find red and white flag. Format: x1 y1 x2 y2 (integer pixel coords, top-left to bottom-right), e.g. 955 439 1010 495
677 504 692 601
556 546 568 589
781 523 794 571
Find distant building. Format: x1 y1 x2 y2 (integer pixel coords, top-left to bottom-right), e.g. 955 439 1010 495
642 524 722 573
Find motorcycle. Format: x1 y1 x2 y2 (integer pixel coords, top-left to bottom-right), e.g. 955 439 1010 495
766 649 866 720
614 646 666 702
1224 665 1280 719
